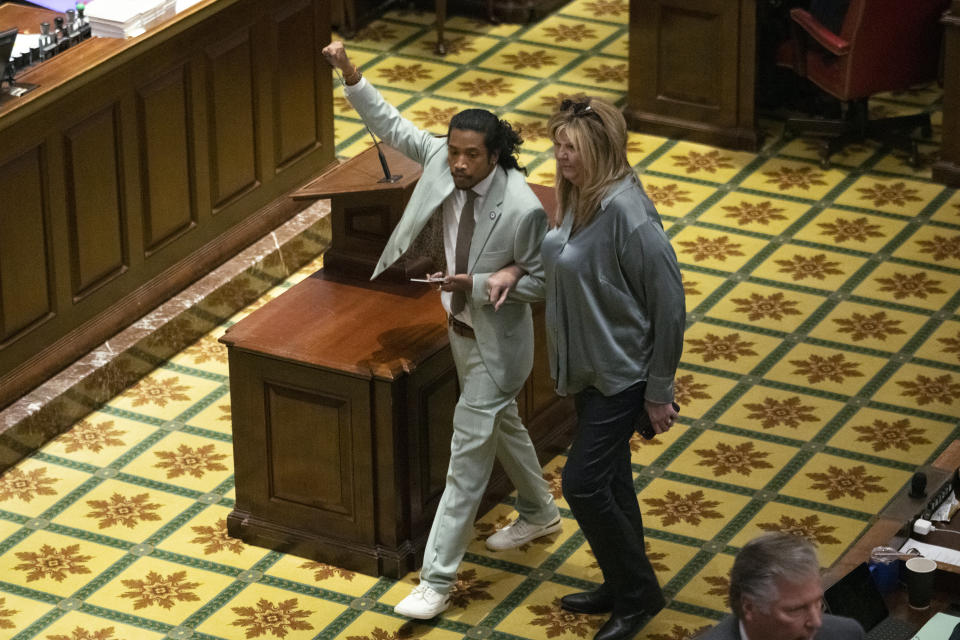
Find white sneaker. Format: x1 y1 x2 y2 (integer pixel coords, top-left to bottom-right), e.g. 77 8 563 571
394 583 450 619
485 516 562 551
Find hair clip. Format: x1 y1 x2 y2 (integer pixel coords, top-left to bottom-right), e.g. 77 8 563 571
559 98 599 119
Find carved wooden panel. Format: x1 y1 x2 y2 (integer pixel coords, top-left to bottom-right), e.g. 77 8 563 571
265 383 352 513
344 204 392 241
272 0 320 169
384 340 457 551
664 10 721 108
419 366 458 502
626 0 758 149
324 182 422 279
637 0 735 122
230 350 375 543
934 3 960 186
136 65 196 255
63 105 126 300
0 147 52 344
332 184 416 257
205 30 259 211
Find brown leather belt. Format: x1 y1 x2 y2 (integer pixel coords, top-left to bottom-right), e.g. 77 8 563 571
448 316 475 339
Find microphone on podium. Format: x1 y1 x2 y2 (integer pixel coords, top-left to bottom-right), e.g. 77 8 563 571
330 67 401 184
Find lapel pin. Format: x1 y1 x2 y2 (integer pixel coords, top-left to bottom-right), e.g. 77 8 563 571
489 211 495 219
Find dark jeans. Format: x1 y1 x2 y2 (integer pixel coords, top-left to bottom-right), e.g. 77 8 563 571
562 382 664 613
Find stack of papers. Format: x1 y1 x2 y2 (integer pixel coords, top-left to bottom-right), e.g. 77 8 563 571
11 33 42 61
898 538 960 567
175 0 204 12
84 0 176 38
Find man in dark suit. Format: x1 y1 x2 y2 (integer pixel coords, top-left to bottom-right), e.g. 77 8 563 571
700 533 864 640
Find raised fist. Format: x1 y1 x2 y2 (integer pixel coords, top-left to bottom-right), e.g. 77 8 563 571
321 41 351 72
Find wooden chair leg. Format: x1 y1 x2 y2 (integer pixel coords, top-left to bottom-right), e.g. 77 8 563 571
487 0 500 24
435 0 446 55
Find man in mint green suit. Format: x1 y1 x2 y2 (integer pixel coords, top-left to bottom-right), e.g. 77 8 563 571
322 42 560 620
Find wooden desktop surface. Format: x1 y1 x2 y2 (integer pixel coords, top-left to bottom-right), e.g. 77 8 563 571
0 3 56 29
0 0 223 119
221 271 450 381
293 144 424 201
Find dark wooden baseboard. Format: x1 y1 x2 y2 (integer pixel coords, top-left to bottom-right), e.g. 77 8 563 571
623 107 762 152
335 0 564 35
933 159 960 188
474 0 569 22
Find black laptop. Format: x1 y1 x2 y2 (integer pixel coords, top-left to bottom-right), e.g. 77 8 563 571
0 27 17 86
823 562 917 640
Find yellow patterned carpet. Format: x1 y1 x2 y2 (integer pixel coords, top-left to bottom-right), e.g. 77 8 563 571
1 1 959 639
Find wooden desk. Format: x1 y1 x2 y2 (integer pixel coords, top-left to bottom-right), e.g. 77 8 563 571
825 440 960 625
0 0 335 413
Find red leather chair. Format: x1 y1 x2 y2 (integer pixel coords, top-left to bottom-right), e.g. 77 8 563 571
779 0 948 168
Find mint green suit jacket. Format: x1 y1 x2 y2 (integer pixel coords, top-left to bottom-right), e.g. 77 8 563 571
346 79 547 393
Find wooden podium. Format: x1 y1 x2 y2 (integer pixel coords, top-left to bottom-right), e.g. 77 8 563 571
221 146 574 577
294 146 429 281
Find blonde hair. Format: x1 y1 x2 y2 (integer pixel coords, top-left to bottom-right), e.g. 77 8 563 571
548 97 632 232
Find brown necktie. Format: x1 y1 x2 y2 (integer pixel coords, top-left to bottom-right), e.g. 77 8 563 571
450 189 478 316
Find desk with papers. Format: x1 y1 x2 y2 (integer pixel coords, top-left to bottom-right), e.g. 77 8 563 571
0 0 336 440
825 441 960 632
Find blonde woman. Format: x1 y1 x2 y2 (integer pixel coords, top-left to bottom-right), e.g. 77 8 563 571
488 98 685 640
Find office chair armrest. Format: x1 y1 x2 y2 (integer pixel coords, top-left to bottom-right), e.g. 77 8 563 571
789 8 851 57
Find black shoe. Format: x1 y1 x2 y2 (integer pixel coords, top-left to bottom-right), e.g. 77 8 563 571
561 589 614 614
593 612 652 640
593 598 666 640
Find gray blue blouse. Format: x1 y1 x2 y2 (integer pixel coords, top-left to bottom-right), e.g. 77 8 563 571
541 174 686 402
